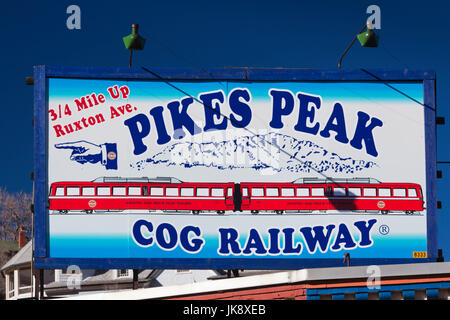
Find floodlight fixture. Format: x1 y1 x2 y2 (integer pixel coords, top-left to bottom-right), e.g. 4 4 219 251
338 21 378 69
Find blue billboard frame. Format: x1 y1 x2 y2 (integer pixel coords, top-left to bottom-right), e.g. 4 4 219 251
33 65 437 269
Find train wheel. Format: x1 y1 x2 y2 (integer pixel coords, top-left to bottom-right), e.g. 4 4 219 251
381 210 389 215
275 210 283 215
85 210 93 214
251 210 259 215
192 210 200 215
217 210 225 215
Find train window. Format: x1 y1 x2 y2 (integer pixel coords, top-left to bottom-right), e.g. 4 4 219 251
113 187 126 196
55 187 65 196
166 187 178 196
251 188 264 197
311 188 324 196
333 187 346 196
128 187 141 196
379 188 391 197
66 187 80 196
97 187 111 196
180 188 194 196
150 187 164 196
363 188 376 197
408 188 417 197
227 188 233 197
266 188 279 197
211 188 224 197
281 188 295 197
348 187 361 197
242 188 248 197
196 188 209 197
393 188 406 197
82 187 95 196
296 188 309 197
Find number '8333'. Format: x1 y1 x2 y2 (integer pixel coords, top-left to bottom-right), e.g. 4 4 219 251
413 251 427 258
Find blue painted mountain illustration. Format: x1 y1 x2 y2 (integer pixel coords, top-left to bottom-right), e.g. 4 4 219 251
131 132 377 174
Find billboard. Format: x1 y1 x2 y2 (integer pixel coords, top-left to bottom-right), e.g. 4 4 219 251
33 66 437 269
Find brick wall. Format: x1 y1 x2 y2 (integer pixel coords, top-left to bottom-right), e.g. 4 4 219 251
168 283 307 300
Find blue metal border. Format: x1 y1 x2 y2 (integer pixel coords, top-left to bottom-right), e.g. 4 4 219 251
33 65 47 258
424 78 438 260
33 257 432 270
33 66 438 270
43 65 435 81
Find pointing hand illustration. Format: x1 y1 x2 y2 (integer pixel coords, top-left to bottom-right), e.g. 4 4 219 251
55 141 102 164
55 140 118 170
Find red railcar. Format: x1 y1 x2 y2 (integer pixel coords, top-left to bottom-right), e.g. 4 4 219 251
49 177 234 214
240 178 424 214
49 177 424 215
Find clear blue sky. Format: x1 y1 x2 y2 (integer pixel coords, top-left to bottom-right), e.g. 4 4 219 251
1 0 449 258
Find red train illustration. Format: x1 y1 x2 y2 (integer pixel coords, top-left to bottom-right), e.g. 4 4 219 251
48 176 425 215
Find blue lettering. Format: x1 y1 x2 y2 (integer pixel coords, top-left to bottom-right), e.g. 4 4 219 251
167 97 201 139
229 88 252 128
331 223 357 251
269 89 295 129
300 225 335 253
155 223 178 250
319 102 349 144
124 89 384 159
242 229 267 254
149 106 171 145
294 92 321 135
132 220 206 252
200 90 227 132
350 111 383 157
282 228 302 254
180 225 204 252
268 228 281 254
123 114 151 155
354 219 377 246
132 219 153 247
218 228 241 255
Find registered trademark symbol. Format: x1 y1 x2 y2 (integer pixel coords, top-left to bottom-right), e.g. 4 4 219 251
379 224 390 235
